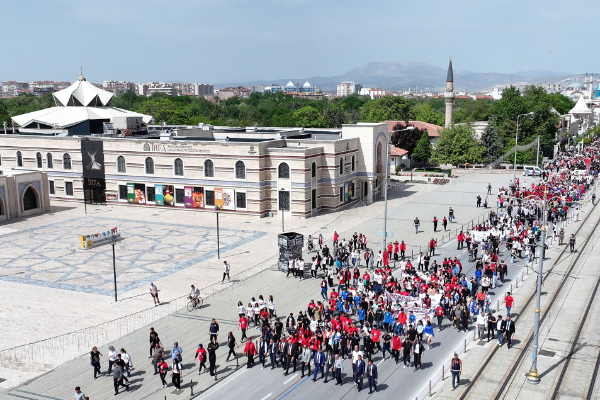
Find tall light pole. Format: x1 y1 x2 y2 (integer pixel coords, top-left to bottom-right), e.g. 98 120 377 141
383 126 414 254
513 112 534 184
110 235 118 302
215 205 221 259
526 186 548 384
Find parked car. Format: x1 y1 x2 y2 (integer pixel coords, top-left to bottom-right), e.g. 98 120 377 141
523 166 542 176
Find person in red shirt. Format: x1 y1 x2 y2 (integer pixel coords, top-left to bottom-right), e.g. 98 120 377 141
243 337 258 368
505 292 514 316
397 309 407 328
436 305 444 331
393 241 400 261
195 344 207 374
392 333 402 363
400 241 406 258
333 231 339 245
371 327 382 352
239 315 249 342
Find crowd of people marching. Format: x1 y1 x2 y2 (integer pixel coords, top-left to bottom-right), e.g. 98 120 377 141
80 139 599 398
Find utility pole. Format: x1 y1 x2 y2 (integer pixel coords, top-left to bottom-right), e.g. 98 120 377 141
526 187 547 384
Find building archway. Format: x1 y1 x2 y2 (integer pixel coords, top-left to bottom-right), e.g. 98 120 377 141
22 185 40 211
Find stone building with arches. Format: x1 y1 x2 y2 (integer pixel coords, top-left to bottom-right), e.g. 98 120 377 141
0 123 389 219
0 169 50 221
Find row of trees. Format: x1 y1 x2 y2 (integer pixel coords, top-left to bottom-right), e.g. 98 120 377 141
0 91 499 130
0 85 574 166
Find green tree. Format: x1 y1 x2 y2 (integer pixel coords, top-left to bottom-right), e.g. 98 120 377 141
360 95 412 122
431 125 484 166
412 103 444 126
390 123 423 155
412 131 432 163
293 106 324 128
480 124 503 163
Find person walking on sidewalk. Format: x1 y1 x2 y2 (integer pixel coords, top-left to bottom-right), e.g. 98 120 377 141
171 358 183 390
451 353 462 390
244 337 258 368
569 234 576 253
222 261 231 282
504 292 514 317
449 207 455 222
477 195 482 207
73 386 85 400
149 282 160 305
195 344 207 374
414 217 420 234
442 217 448 231
433 216 438 232
428 238 436 256
505 316 516 349
496 315 506 346
487 183 492 195
112 361 129 395
89 346 102 379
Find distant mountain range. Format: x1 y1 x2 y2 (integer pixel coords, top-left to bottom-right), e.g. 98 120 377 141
215 60 580 93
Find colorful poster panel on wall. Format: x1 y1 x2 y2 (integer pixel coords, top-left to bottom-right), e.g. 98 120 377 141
222 188 235 210
344 182 349 202
214 188 224 208
155 185 175 206
184 186 204 208
127 183 146 204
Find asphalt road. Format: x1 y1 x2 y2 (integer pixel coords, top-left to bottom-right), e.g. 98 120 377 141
195 235 528 400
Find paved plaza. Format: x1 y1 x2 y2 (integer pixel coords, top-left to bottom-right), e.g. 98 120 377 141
0 170 530 393
2 169 576 400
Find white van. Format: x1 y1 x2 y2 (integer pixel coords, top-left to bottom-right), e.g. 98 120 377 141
523 166 542 176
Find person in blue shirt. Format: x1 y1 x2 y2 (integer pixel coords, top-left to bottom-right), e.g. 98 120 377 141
475 269 482 285
408 311 416 326
337 299 344 313
423 321 435 350
393 320 404 335
384 311 393 332
341 290 349 302
358 308 366 328
335 259 342 271
354 294 361 306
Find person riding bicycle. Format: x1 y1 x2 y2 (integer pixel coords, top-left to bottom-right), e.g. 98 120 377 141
307 235 314 252
189 285 200 307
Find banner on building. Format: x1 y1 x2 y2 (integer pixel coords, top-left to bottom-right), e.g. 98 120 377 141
184 186 204 208
127 183 146 204
222 188 235 210
81 140 105 179
214 188 224 208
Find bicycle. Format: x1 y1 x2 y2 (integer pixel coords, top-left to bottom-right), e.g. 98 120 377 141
187 296 204 312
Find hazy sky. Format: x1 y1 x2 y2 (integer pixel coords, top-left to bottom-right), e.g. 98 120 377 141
2 0 595 84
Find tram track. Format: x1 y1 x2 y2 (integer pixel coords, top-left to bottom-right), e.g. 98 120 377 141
458 202 600 400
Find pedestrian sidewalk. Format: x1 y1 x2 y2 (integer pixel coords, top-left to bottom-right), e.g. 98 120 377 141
429 196 600 399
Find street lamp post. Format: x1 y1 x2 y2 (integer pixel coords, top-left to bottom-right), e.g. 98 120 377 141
383 126 414 254
526 187 548 384
513 112 534 184
110 235 118 302
215 206 221 259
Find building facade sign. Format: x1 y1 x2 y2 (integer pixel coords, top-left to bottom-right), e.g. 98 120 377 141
142 142 210 153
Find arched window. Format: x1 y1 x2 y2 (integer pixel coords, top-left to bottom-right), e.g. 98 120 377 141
174 158 184 176
117 156 126 173
204 159 214 177
16 151 23 167
36 152 42 168
23 186 38 210
145 157 154 174
339 158 343 175
311 162 316 178
235 161 246 179
278 162 290 179
352 155 355 171
63 153 71 170
47 153 53 169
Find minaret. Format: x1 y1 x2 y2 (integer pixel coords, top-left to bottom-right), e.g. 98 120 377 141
444 57 455 128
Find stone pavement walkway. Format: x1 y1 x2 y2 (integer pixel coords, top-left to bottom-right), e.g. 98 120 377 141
1 171 513 392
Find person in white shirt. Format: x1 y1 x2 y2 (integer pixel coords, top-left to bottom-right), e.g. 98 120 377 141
476 313 487 339
222 261 231 283
189 285 200 307
351 345 363 367
149 283 160 306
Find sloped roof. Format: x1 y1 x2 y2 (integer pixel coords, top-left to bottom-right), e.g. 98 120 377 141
12 106 153 129
303 81 311 87
384 120 443 138
447 57 453 83
285 81 295 87
390 146 408 156
569 95 592 115
53 79 114 107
